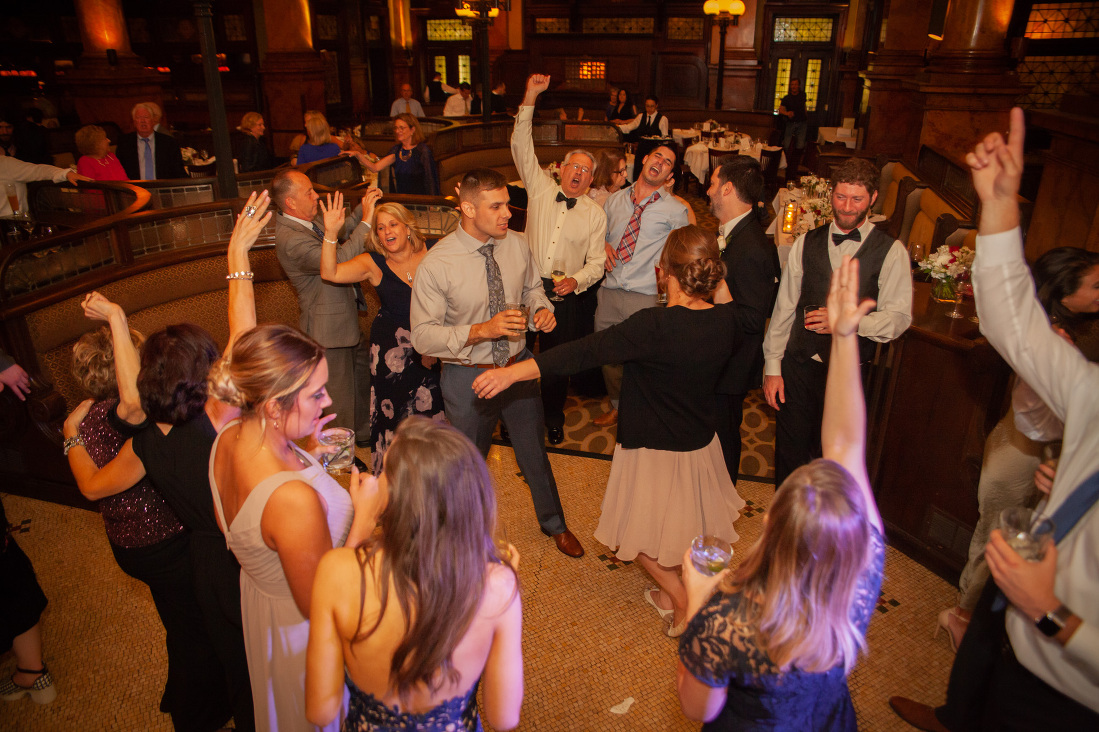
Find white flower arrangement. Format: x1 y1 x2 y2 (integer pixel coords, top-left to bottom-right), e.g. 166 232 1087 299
798 174 832 200
180 147 199 165
919 245 975 281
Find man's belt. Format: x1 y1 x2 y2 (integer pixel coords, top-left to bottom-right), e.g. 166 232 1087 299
452 354 520 369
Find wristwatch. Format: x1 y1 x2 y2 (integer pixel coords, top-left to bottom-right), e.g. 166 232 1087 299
63 435 84 456
1035 604 1072 637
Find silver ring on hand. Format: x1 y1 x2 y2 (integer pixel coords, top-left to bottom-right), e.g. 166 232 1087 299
244 206 257 218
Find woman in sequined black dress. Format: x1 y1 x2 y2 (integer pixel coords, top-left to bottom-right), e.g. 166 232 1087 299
306 418 523 731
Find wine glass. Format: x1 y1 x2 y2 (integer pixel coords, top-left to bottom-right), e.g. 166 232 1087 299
549 258 566 302
947 285 965 319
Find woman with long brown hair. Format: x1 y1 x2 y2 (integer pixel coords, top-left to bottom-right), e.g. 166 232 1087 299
586 149 627 209
305 417 523 730
675 256 885 730
472 225 747 637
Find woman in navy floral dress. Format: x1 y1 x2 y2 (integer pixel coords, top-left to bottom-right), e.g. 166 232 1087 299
320 197 443 472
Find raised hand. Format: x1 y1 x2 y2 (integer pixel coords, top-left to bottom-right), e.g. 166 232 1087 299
524 74 551 105
63 398 94 439
231 189 273 252
826 256 876 338
360 187 383 225
966 107 1025 207
81 291 122 323
320 191 346 235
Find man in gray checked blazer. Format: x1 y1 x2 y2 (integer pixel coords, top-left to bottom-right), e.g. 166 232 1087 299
272 169 371 442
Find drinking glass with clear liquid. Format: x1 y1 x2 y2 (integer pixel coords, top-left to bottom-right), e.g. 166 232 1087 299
690 535 732 576
319 427 355 474
998 507 1054 562
549 258 566 301
5 183 20 215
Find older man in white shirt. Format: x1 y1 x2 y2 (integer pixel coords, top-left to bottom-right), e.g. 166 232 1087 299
389 84 425 118
510 74 606 444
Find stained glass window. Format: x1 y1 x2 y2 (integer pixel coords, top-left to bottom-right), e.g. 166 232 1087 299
434 56 447 85
805 59 822 111
773 17 834 43
426 19 472 42
1016 55 1099 108
582 18 655 35
565 60 606 90
773 58 791 112
667 17 704 41
1025 3 1099 39
458 55 471 85
535 18 570 34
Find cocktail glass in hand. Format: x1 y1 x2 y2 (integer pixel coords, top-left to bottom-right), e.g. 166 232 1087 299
690 535 732 576
319 427 355 474
5 183 20 216
504 302 529 339
549 258 566 302
998 507 1055 562
655 265 668 305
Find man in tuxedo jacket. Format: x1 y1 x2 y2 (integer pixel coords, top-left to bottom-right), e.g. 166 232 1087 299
272 169 372 442
707 157 781 481
116 103 186 180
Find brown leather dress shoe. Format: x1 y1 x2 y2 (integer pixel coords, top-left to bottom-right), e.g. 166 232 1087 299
593 408 618 427
888 697 951 732
552 530 584 557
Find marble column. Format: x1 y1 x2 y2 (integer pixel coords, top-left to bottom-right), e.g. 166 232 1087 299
909 0 1026 163
861 0 934 157
259 0 326 156
59 0 165 129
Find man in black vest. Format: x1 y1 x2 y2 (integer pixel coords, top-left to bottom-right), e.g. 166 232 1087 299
762 158 912 487
708 157 781 482
617 96 670 182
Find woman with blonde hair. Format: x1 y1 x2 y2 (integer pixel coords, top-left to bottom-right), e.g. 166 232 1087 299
306 416 523 730
319 191 443 473
234 112 274 173
346 113 440 195
472 225 747 637
75 125 127 181
295 113 342 165
675 256 885 730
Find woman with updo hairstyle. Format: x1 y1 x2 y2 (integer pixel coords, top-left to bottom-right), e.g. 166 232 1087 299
306 417 523 730
209 201 378 731
320 197 443 474
674 256 884 731
472 224 747 637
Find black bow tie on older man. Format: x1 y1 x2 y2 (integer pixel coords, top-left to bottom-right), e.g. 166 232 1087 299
556 191 577 209
831 229 862 246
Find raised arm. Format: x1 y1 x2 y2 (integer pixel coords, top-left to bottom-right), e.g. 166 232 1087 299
82 291 144 424
511 75 554 195
822 256 882 534
227 190 273 352
321 189 384 285
344 149 395 174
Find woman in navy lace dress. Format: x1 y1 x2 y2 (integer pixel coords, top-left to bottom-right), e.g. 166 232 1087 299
320 195 443 473
675 257 886 731
306 417 524 731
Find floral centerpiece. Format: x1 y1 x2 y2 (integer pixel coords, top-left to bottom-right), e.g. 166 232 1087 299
918 244 975 302
798 174 832 200
180 147 199 165
787 175 834 237
544 162 561 184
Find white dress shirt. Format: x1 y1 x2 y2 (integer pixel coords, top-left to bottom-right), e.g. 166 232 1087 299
442 94 471 117
0 156 72 216
1012 377 1063 442
763 218 912 374
410 224 553 365
717 210 752 251
511 105 606 293
973 226 1099 713
389 98 425 118
617 113 669 137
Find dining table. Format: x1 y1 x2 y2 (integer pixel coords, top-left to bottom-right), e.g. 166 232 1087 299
683 135 786 184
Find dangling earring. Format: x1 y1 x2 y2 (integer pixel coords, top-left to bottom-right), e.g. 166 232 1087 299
274 419 280 431
407 233 411 241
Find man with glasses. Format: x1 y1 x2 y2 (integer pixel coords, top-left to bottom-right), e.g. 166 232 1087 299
510 74 607 445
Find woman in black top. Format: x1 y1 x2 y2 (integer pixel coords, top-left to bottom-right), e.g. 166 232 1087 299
607 89 637 122
473 225 750 637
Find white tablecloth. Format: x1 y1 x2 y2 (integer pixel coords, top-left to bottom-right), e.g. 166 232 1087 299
683 140 786 183
817 127 858 149
672 129 700 147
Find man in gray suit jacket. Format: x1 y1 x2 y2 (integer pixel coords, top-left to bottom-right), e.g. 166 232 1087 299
273 169 371 442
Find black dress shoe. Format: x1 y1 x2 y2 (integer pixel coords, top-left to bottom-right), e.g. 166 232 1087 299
498 423 510 443
547 426 564 445
352 456 369 473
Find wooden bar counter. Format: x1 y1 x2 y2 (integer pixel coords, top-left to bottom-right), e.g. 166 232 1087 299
868 281 1011 579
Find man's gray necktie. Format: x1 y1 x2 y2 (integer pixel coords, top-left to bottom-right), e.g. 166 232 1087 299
478 242 510 367
142 137 154 180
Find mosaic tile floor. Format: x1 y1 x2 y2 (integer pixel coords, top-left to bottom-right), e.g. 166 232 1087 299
3 443 958 732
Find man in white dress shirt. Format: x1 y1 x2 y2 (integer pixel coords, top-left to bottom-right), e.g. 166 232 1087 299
389 84 425 118
442 83 473 117
511 74 607 445
762 157 912 487
615 96 669 139
888 108 1099 731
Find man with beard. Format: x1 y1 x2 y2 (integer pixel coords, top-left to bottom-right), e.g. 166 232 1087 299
707 156 780 481
594 144 689 426
410 168 585 558
762 158 911 486
511 74 606 445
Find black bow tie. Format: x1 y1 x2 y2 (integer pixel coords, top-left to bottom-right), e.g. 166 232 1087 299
831 229 862 246
556 191 577 209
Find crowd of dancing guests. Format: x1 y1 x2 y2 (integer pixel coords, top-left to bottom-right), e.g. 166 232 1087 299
5 98 1093 730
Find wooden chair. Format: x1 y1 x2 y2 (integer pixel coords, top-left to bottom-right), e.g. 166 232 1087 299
759 147 783 197
707 148 739 178
879 176 926 241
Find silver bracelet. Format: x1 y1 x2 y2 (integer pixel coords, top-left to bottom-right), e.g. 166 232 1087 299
226 271 254 280
63 435 84 455
322 237 338 245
